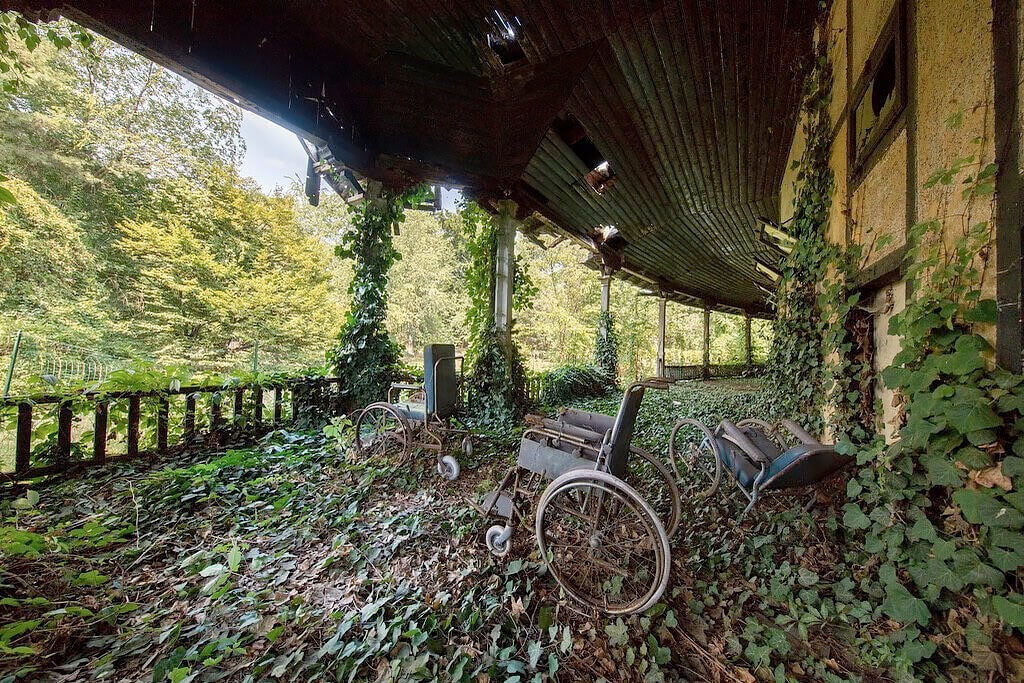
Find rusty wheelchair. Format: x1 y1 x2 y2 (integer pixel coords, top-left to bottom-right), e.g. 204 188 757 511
354 344 473 480
473 378 681 615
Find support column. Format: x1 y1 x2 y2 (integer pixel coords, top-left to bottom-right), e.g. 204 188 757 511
744 313 753 366
702 306 711 380
599 270 612 339
656 297 667 378
494 200 517 336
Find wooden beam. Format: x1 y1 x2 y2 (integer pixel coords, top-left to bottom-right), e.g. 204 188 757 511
93 401 108 464
127 396 140 458
15 403 31 476
745 313 753 366
994 0 1023 371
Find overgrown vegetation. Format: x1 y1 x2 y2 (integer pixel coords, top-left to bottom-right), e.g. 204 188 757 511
594 311 619 381
538 364 614 407
0 422 722 682
329 186 429 409
833 140 1020 678
451 204 534 427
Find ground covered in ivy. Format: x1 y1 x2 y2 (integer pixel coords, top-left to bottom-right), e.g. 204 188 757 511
3 381 1018 682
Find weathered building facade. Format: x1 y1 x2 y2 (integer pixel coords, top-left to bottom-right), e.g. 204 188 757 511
779 0 1023 438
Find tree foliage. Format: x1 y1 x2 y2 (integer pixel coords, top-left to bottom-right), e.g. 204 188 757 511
0 23 343 373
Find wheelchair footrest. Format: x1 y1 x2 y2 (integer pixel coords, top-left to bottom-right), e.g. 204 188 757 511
481 491 513 519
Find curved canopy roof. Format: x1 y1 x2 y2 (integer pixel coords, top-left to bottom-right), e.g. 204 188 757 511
9 0 819 315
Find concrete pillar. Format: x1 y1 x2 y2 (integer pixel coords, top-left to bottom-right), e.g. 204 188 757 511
656 297 667 378
494 200 517 335
599 271 612 339
744 313 753 366
702 306 711 380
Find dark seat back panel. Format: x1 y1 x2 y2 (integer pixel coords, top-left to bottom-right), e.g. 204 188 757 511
606 385 645 477
559 408 615 436
518 438 596 478
424 344 457 418
715 438 761 489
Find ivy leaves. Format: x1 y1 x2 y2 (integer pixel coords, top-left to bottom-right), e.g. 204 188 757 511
330 186 427 408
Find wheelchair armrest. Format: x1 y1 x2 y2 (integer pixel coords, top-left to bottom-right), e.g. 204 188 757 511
526 415 605 445
779 419 820 445
388 382 423 404
719 419 774 465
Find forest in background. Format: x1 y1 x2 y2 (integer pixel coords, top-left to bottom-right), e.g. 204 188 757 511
0 26 770 392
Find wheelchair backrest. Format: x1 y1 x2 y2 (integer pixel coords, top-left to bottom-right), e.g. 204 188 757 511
425 344 457 419
605 383 645 477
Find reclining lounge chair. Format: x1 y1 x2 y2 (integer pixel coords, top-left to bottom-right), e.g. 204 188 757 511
670 417 852 516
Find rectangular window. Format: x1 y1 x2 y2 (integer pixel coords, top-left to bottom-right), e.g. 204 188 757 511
850 4 906 181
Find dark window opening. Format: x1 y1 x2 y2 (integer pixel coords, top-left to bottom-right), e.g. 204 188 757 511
851 6 905 177
554 114 616 194
486 10 525 66
871 42 896 117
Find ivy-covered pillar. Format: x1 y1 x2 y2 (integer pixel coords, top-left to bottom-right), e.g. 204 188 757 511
656 296 667 378
744 312 753 367
330 180 403 410
595 267 618 380
599 271 611 327
493 200 517 338
702 305 711 380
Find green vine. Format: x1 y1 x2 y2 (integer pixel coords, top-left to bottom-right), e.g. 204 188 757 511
767 46 835 438
594 311 619 383
329 185 429 410
766 35 872 444
836 144 1019 677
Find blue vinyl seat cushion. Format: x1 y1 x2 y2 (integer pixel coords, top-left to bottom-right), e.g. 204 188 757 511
714 438 842 490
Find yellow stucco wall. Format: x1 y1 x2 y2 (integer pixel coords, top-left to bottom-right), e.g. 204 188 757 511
850 0 898 81
851 129 907 266
913 0 997 321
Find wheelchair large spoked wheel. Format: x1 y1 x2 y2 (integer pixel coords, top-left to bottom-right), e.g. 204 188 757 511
623 446 682 539
669 419 721 498
355 402 410 459
536 470 671 615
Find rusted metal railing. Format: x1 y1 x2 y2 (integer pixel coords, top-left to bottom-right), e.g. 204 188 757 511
662 363 765 381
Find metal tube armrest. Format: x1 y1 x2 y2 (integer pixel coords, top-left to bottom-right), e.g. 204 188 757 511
719 419 774 465
779 419 820 445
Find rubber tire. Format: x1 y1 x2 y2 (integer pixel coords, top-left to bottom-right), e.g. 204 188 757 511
536 469 671 615
437 455 460 480
486 524 512 557
628 445 683 539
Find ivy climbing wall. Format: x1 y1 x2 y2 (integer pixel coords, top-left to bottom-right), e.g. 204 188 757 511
778 0 1003 437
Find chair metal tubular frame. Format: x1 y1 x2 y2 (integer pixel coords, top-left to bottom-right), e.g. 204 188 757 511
670 416 852 517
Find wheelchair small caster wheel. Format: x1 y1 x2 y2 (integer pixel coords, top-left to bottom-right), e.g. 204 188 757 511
486 524 512 558
461 436 473 458
437 455 460 481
